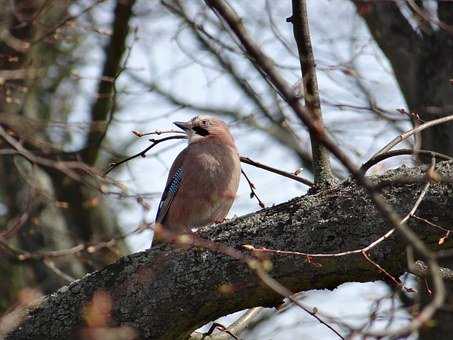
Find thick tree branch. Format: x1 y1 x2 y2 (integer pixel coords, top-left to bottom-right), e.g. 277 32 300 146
7 161 453 340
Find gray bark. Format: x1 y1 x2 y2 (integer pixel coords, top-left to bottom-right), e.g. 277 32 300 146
354 1 453 159
6 161 453 339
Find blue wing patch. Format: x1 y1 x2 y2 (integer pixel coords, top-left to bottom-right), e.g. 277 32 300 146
156 168 184 223
168 168 183 195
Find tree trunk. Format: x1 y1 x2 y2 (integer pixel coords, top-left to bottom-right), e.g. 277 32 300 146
356 2 453 338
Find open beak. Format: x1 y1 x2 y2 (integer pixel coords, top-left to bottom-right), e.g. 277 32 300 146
173 121 191 132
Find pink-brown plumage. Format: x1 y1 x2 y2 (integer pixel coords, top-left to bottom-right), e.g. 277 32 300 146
154 115 240 240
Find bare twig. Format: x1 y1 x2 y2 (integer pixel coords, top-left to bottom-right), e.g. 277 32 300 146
191 322 240 340
104 133 314 186
32 0 108 45
407 0 453 34
104 135 186 175
240 156 313 187
370 114 453 159
361 251 405 290
361 148 452 174
412 215 452 235
0 126 82 181
198 308 265 340
0 225 146 262
42 259 75 283
241 169 265 208
132 129 184 137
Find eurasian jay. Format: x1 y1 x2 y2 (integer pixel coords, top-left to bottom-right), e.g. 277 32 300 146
153 115 241 243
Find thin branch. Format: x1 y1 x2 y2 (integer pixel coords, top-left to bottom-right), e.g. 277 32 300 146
407 0 453 34
42 259 75 283
191 322 240 340
131 129 184 137
103 135 186 175
196 308 266 340
290 0 336 189
240 156 313 187
412 215 452 235
31 0 108 45
361 250 404 290
370 114 453 159
361 148 452 174
0 225 146 263
104 132 314 186
252 266 344 339
0 126 82 182
241 169 265 208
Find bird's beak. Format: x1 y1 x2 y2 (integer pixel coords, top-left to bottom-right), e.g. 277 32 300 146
173 121 191 132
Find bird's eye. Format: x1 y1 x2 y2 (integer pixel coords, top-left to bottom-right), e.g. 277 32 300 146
202 120 208 125
193 126 209 136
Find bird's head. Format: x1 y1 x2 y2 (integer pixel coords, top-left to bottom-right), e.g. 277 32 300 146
173 115 236 147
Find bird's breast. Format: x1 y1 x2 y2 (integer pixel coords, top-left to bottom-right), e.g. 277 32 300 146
186 144 240 200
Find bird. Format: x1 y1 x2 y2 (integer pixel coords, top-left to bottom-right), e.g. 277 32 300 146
153 115 241 244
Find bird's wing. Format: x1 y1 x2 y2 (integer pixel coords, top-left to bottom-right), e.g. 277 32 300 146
155 149 186 224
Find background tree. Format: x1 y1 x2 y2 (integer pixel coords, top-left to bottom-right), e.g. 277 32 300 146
0 0 134 311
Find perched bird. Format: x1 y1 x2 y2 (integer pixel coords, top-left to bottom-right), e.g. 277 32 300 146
153 115 241 243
